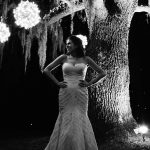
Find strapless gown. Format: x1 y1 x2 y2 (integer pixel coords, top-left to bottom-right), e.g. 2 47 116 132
44 62 98 150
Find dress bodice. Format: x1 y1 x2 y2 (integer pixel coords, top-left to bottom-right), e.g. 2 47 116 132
62 61 87 78
62 62 88 88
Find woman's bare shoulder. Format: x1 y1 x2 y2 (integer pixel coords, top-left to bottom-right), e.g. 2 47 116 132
59 54 68 64
59 54 67 58
56 54 67 61
80 56 90 66
84 56 92 63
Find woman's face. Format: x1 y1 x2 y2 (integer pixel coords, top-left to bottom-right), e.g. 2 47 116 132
66 39 77 53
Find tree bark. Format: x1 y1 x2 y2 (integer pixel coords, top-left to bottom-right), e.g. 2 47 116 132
84 0 139 141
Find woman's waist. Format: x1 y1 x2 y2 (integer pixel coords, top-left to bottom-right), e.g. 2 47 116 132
63 75 85 86
64 74 85 80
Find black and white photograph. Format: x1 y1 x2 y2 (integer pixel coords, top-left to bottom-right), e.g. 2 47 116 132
0 0 150 150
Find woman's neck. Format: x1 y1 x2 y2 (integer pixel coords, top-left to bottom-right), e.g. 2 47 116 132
70 53 77 58
67 51 77 58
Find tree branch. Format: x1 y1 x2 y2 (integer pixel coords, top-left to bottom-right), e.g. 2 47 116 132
43 2 85 25
134 6 150 13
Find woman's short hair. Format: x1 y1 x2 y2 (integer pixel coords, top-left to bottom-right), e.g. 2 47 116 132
66 35 85 58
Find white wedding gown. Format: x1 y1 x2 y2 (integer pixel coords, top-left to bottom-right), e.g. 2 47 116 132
44 60 98 150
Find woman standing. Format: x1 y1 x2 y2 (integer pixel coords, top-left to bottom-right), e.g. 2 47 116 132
43 35 106 150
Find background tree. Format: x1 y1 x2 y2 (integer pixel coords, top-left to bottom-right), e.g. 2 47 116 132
83 0 139 142
1 0 150 148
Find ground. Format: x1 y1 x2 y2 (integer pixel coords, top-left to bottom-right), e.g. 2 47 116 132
99 133 150 150
0 134 150 150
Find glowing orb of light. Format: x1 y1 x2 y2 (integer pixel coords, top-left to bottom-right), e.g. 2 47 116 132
76 34 88 48
0 21 11 43
134 125 149 134
13 0 41 29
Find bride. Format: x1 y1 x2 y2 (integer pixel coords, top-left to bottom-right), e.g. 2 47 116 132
43 35 106 150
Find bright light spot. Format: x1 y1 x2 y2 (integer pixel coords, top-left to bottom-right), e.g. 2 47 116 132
30 123 32 126
139 125 149 134
13 0 41 29
135 6 150 14
134 125 149 134
0 21 11 43
76 34 88 48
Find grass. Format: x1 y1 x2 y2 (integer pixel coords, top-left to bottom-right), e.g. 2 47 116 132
0 136 49 150
0 134 150 150
99 134 150 150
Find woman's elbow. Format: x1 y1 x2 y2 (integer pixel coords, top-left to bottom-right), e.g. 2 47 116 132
43 68 49 74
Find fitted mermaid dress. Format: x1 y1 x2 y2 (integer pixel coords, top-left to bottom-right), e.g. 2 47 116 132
44 61 98 150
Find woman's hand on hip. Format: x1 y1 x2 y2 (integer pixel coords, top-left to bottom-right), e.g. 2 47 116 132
79 80 90 87
58 81 68 88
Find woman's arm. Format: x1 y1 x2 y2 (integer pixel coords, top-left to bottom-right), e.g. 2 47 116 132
85 56 106 87
43 54 67 86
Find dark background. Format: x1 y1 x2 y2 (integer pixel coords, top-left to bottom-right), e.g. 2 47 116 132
0 9 150 139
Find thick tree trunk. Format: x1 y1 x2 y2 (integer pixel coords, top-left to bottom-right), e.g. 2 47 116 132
84 0 139 141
